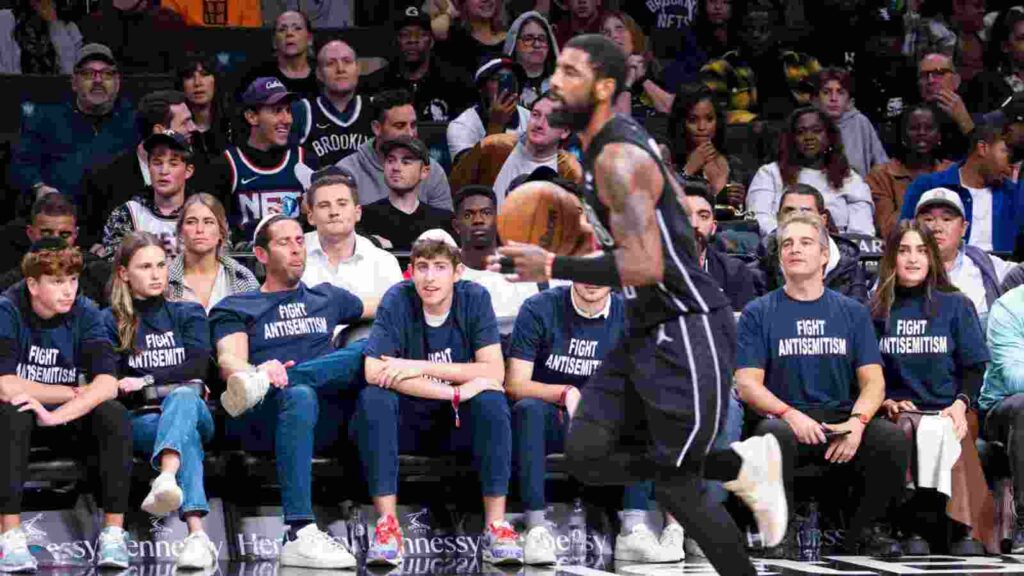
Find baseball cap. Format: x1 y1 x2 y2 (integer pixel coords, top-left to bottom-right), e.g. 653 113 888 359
473 57 527 86
75 43 117 68
379 135 430 163
241 77 296 108
394 5 432 31
143 130 191 155
915 187 965 218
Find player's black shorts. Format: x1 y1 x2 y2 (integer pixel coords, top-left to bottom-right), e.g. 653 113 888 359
573 306 736 470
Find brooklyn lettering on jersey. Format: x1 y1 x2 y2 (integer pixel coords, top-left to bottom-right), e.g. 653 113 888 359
17 345 76 384
128 331 186 370
544 338 603 377
263 302 329 339
878 319 949 355
309 133 371 161
777 319 848 357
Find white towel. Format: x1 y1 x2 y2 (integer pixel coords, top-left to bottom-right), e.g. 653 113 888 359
915 415 962 498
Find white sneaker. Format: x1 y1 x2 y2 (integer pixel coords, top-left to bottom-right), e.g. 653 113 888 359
0 528 37 573
221 370 270 417
658 523 685 562
176 531 217 570
614 525 678 563
723 434 788 547
141 472 183 516
279 525 356 569
523 526 557 566
683 537 706 559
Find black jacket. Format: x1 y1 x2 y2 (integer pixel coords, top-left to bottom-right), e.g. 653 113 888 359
705 246 760 312
755 232 868 304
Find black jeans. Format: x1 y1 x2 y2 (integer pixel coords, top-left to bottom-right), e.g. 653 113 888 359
983 393 1024 509
0 400 133 514
750 410 910 535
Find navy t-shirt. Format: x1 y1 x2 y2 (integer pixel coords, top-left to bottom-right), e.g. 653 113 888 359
366 281 499 378
508 286 626 388
101 298 211 383
209 282 363 366
875 290 989 409
0 287 114 385
737 288 881 410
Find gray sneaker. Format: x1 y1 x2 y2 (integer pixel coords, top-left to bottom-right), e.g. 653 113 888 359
221 369 270 417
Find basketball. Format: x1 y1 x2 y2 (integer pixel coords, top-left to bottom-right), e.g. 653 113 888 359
498 181 585 255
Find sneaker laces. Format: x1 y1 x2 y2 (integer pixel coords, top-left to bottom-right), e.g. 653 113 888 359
307 528 349 553
489 522 519 543
526 526 553 546
375 516 403 548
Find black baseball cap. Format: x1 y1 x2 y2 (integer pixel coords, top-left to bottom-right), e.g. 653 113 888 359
143 130 191 155
379 135 430 163
394 5 431 32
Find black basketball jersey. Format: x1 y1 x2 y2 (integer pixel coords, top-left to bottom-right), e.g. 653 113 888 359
299 95 374 166
581 115 730 331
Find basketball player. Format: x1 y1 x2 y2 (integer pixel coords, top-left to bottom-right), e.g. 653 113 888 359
489 35 785 575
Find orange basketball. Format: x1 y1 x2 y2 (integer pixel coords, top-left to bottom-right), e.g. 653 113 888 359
498 181 584 255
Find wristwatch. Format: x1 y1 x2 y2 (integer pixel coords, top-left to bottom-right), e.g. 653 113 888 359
142 375 155 388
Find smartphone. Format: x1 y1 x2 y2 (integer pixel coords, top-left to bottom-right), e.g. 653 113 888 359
823 429 851 439
496 69 519 98
900 409 942 416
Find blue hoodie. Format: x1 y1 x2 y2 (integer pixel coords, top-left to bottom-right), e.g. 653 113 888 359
898 162 1024 253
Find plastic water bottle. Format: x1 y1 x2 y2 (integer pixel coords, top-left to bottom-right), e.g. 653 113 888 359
568 498 586 564
799 502 821 561
349 508 368 557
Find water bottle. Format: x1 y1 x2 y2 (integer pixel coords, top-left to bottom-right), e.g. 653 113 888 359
799 502 821 562
568 498 586 564
349 507 368 557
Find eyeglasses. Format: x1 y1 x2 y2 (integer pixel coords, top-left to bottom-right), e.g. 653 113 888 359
74 68 118 81
919 68 953 81
517 34 549 46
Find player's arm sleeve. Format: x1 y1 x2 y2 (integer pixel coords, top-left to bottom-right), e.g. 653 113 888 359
735 300 768 369
551 252 622 287
507 299 545 362
0 300 22 376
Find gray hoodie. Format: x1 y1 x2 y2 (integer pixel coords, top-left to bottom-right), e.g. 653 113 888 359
503 11 559 108
336 138 453 210
837 108 889 179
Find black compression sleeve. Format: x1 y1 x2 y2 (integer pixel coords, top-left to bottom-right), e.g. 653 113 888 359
551 253 622 287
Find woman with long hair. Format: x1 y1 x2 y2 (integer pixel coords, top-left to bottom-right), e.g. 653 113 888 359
668 83 749 209
167 194 259 312
240 10 318 100
870 221 996 556
600 10 673 116
176 55 231 160
0 0 82 74
693 0 735 59
963 7 1024 115
747 107 874 236
103 231 217 570
433 0 507 75
503 11 558 108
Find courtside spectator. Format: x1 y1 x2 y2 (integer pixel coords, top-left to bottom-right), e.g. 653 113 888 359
362 6 470 123
979 285 1024 553
0 238 131 571
552 0 603 48
447 58 531 163
351 237 524 567
210 215 372 568
100 131 194 259
292 40 373 166
450 93 581 203
913 188 1011 320
508 282 683 564
868 103 953 238
162 0 261 27
82 90 198 250
900 123 1023 253
338 89 452 209
176 56 232 160
503 11 558 108
239 11 316 99
668 84 749 211
433 0 508 74
0 0 81 74
736 213 909 558
10 43 134 206
756 184 867 303
78 0 185 74
167 194 258 312
357 136 454 251
963 8 1024 115
208 77 310 240
815 67 889 178
302 167 403 299
748 107 875 237
103 232 218 570
600 10 673 117
681 180 758 310
871 221 996 555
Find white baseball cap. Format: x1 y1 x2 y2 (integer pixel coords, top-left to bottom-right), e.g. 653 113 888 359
915 187 965 218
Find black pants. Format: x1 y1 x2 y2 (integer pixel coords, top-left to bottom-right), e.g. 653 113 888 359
0 400 133 514
750 411 909 536
566 309 756 576
983 393 1024 509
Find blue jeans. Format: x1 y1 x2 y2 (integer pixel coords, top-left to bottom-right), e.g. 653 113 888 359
350 386 512 497
131 387 214 518
512 398 650 511
704 390 744 504
225 341 365 523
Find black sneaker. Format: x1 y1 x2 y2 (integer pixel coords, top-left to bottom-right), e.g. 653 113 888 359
901 534 930 556
844 527 903 558
950 536 985 556
761 525 799 560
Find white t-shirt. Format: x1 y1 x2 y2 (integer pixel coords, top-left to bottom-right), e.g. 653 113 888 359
460 266 539 320
181 266 230 313
446 106 531 162
492 142 558 207
963 183 994 251
949 249 1011 316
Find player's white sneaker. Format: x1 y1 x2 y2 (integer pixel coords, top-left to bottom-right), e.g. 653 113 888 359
523 526 557 565
0 528 37 573
221 370 270 417
176 531 217 570
279 525 355 569
614 525 679 563
658 523 685 562
724 434 788 547
141 472 182 516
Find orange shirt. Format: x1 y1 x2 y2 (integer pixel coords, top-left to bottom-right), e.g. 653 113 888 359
161 0 261 27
